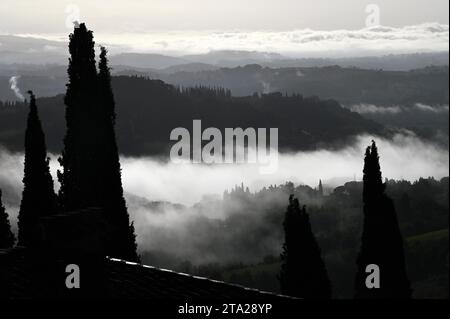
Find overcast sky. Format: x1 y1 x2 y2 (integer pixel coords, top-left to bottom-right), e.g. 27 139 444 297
0 0 448 35
0 1 448 56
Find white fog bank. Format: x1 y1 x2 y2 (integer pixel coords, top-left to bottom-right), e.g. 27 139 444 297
121 134 449 206
0 133 448 227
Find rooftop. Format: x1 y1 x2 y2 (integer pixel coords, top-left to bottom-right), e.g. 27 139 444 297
0 247 291 300
0 208 293 300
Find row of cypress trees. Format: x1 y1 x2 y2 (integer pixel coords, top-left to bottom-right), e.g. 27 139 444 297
0 23 138 261
280 141 411 299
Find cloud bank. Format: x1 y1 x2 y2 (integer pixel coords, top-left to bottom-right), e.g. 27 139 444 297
120 133 449 206
5 23 449 58
346 103 450 115
2 132 448 211
96 23 449 57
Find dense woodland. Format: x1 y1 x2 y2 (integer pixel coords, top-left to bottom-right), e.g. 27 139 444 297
0 79 384 156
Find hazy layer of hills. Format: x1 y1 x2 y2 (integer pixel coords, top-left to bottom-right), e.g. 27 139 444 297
1 34 448 70
1 66 448 151
1 34 448 153
1 64 448 105
0 35 68 65
153 65 449 105
0 76 383 155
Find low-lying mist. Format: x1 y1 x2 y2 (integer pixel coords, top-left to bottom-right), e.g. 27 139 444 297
0 132 448 266
345 103 449 115
343 103 449 147
121 133 448 205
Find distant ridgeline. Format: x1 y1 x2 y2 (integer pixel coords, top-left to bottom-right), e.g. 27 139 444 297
0 78 384 156
154 64 450 104
0 64 448 105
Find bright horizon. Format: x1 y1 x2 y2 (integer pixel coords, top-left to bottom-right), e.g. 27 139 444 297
0 0 448 56
1 23 448 58
1 0 448 34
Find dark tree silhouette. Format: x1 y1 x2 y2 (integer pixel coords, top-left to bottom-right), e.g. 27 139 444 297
58 24 138 261
354 141 411 299
98 46 138 261
280 195 331 299
18 91 57 247
58 23 98 212
0 189 15 249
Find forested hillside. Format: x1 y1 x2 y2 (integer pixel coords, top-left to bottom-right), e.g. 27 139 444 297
0 76 383 155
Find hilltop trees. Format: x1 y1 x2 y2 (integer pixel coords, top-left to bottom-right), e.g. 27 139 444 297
354 141 411 299
58 24 138 261
0 190 15 249
17 91 57 247
318 179 324 197
280 195 331 299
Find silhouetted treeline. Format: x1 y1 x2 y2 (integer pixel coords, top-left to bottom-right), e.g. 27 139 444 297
1 63 448 105
178 85 232 99
0 101 23 107
0 76 384 156
151 64 450 105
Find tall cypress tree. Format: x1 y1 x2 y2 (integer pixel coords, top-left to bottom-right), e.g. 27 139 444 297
58 24 138 261
280 195 331 299
354 141 411 299
18 91 57 247
58 23 99 212
0 189 15 249
98 46 138 261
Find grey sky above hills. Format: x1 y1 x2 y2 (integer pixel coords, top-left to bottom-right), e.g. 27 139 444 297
1 0 448 34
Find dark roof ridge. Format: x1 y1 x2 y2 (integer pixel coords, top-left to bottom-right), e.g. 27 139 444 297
107 257 298 299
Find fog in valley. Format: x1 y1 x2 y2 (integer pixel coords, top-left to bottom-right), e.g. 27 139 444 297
1 132 448 265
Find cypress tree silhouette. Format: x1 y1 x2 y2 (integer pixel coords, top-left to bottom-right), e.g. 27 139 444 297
58 24 138 261
18 91 57 247
318 179 324 197
98 46 138 261
58 23 99 212
354 141 411 299
0 189 15 249
280 195 331 299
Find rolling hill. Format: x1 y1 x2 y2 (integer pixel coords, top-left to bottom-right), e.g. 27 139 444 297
0 76 384 156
